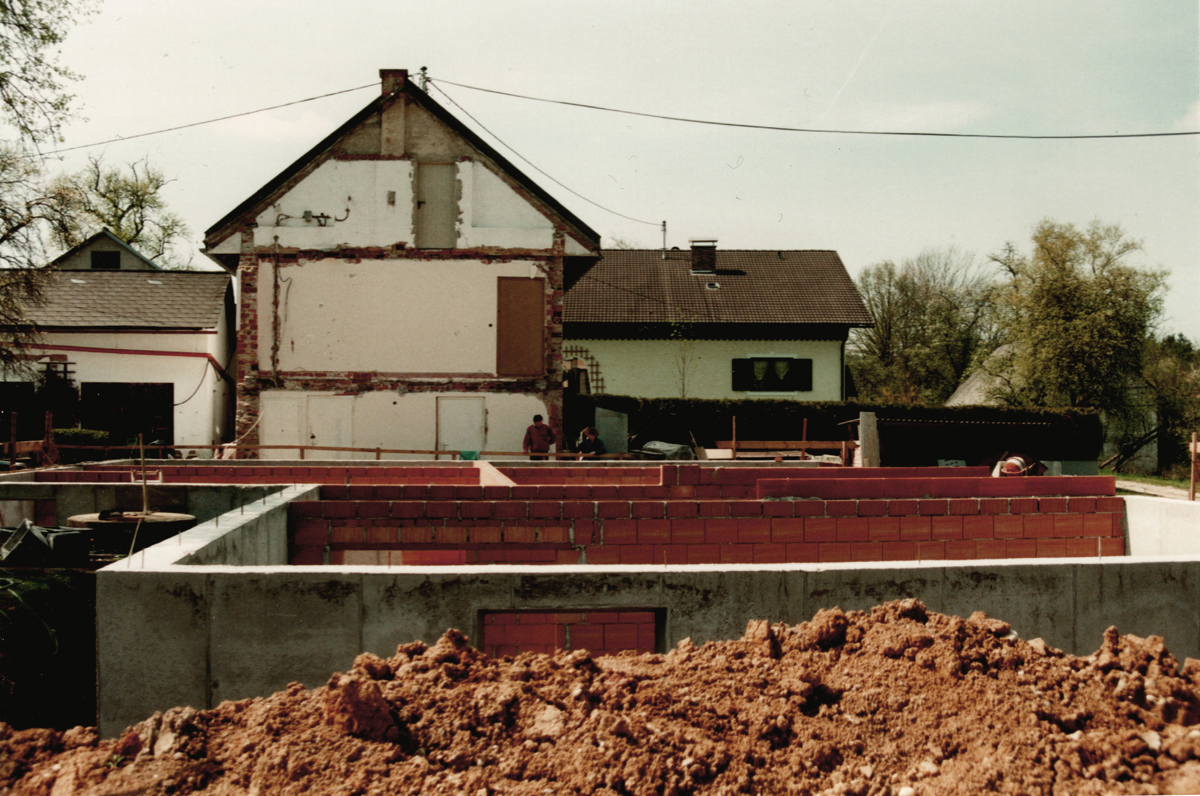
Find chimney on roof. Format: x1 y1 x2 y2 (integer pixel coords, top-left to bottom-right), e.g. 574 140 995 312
380 70 408 156
380 69 408 96
690 239 717 275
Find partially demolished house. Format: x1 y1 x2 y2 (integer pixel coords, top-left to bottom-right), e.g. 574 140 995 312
202 69 601 458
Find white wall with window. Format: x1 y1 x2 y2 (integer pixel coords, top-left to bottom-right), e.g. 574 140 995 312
568 338 846 401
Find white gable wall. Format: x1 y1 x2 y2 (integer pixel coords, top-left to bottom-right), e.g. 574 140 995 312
251 161 564 252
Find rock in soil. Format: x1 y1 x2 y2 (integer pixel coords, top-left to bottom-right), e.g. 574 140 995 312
7 601 1200 794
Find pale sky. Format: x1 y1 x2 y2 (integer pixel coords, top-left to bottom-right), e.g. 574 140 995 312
46 1 1200 337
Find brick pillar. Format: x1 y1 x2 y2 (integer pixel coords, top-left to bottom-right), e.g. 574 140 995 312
234 229 262 457
545 237 565 448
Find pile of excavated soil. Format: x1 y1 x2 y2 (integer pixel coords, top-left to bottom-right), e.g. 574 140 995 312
7 600 1200 795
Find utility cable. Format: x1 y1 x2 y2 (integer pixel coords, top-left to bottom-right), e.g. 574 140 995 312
429 82 662 227
432 78 1200 141
46 83 379 156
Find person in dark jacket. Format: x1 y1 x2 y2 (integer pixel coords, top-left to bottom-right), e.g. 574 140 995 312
577 427 607 458
523 414 556 461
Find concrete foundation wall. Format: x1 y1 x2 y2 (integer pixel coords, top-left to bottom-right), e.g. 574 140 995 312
92 490 1200 738
98 552 1200 737
0 482 279 526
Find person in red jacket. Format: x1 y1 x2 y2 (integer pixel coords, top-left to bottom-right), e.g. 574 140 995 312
523 414 556 461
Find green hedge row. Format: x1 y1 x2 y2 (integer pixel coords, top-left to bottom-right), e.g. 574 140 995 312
565 395 1102 466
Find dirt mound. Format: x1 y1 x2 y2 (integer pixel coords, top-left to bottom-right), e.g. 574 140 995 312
7 600 1200 794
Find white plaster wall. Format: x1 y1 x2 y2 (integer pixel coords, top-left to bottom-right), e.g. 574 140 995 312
257 389 550 459
248 160 572 253
570 338 845 400
261 258 544 373
458 164 555 250
254 160 413 250
17 331 224 447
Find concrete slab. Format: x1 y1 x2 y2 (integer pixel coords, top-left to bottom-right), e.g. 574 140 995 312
805 563 947 616
362 570 514 654
97 570 210 736
1075 559 1200 659
661 570 789 646
943 562 1076 651
208 572 362 706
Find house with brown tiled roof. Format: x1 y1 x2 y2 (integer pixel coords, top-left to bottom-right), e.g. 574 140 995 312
1 230 234 451
563 241 872 401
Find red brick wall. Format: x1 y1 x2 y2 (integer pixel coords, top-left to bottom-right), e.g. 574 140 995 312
30 463 1126 564
479 610 657 658
280 468 1123 566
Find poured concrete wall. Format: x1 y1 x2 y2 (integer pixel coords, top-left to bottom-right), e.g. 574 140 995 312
0 481 278 526
95 492 1200 737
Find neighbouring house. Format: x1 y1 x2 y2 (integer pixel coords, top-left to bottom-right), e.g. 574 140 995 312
202 69 600 459
563 241 872 401
0 229 234 451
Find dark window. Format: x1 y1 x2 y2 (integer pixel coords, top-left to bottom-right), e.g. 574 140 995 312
80 383 173 445
732 358 812 392
90 251 120 270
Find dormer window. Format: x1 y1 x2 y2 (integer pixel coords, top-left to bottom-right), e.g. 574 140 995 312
91 251 120 270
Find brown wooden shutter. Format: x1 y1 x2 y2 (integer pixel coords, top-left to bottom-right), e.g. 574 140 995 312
496 277 545 376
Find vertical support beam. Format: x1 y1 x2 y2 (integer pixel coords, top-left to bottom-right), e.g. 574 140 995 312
1190 432 1196 502
234 229 262 458
859 412 880 468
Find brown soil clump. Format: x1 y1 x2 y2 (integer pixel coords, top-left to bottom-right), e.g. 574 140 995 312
7 600 1200 794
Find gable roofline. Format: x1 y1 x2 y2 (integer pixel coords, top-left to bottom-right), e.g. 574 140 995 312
203 74 601 252
49 228 163 270
564 248 875 327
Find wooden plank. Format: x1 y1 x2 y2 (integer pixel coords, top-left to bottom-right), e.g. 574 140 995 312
714 440 856 450
496 277 545 376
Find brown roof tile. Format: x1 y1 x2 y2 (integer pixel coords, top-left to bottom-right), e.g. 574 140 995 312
564 249 872 325
26 271 231 329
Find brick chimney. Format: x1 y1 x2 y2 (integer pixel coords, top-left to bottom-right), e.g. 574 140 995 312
379 70 408 156
380 69 408 96
690 239 717 274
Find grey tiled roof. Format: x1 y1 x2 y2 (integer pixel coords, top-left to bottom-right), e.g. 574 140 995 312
26 271 231 329
564 249 873 325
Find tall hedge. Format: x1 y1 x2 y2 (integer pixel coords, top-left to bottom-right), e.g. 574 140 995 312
566 395 1101 465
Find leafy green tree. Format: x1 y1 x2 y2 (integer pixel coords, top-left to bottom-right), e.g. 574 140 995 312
1108 333 1200 473
848 247 996 403
982 220 1166 419
0 0 92 373
51 156 191 266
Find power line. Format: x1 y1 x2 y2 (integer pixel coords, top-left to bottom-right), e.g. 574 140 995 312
432 78 1200 141
429 82 661 227
46 83 379 156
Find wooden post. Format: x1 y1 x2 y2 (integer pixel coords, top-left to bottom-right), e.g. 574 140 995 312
1190 432 1197 502
7 412 15 471
732 416 737 459
859 411 880 468
40 411 54 467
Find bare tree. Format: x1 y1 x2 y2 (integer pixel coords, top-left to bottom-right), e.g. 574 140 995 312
51 156 192 267
0 0 93 373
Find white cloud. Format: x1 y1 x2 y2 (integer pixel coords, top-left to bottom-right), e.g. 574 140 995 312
1174 101 1200 134
826 101 992 133
220 109 338 143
